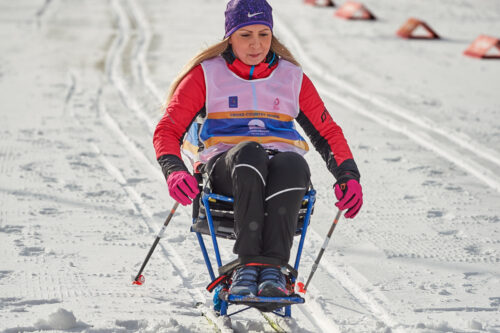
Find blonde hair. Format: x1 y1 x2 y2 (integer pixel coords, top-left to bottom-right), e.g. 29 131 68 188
165 35 300 106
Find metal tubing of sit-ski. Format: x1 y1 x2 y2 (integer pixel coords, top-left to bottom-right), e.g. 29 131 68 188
195 228 216 281
227 294 305 304
202 194 234 268
133 202 180 283
200 193 234 316
286 190 316 318
220 300 228 316
202 195 223 267
228 306 251 317
303 209 343 292
294 190 316 272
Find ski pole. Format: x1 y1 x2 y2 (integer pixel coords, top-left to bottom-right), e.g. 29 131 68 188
298 208 343 293
132 202 180 285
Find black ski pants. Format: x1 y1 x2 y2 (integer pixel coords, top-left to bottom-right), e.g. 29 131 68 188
208 141 311 266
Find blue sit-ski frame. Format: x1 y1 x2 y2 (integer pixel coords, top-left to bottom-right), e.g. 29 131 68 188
192 189 316 318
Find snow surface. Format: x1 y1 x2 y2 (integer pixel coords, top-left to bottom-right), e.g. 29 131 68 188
1 0 500 332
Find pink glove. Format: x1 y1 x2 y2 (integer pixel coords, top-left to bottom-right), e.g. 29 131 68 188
167 171 200 206
334 179 363 218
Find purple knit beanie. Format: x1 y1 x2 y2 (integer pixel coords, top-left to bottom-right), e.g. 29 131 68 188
224 0 273 38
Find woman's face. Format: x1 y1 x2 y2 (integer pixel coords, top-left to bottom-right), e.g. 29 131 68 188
229 24 272 66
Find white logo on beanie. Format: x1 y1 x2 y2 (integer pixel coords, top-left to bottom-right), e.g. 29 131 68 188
247 12 263 18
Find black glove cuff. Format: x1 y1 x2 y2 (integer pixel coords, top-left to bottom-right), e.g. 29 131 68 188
334 172 359 189
157 154 189 181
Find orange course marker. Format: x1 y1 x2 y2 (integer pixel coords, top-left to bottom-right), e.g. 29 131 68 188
463 35 500 59
397 18 439 39
334 1 375 20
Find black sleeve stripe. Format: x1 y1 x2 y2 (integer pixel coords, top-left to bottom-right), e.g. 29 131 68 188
157 154 189 181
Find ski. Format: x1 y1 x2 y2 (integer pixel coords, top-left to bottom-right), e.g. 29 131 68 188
198 303 234 333
199 302 296 333
261 312 286 332
261 311 301 333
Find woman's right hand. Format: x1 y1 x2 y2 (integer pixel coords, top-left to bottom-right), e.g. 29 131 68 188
167 171 200 206
334 179 363 218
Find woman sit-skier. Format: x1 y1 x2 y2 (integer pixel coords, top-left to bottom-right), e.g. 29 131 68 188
153 0 363 298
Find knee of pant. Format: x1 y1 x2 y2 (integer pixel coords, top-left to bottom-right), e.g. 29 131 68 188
269 152 311 182
232 141 268 167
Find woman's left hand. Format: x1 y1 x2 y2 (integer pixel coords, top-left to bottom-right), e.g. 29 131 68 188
334 179 363 218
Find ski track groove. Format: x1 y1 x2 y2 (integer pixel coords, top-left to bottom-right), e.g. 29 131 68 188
61 63 216 332
105 0 202 292
270 14 500 328
128 0 165 102
90 0 225 331
108 0 156 134
0 146 17 174
68 87 217 331
274 14 500 193
35 0 54 25
274 14 413 332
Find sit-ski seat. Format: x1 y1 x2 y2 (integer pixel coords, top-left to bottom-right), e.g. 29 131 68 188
191 193 314 239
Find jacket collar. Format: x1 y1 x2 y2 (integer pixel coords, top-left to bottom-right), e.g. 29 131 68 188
221 47 278 80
